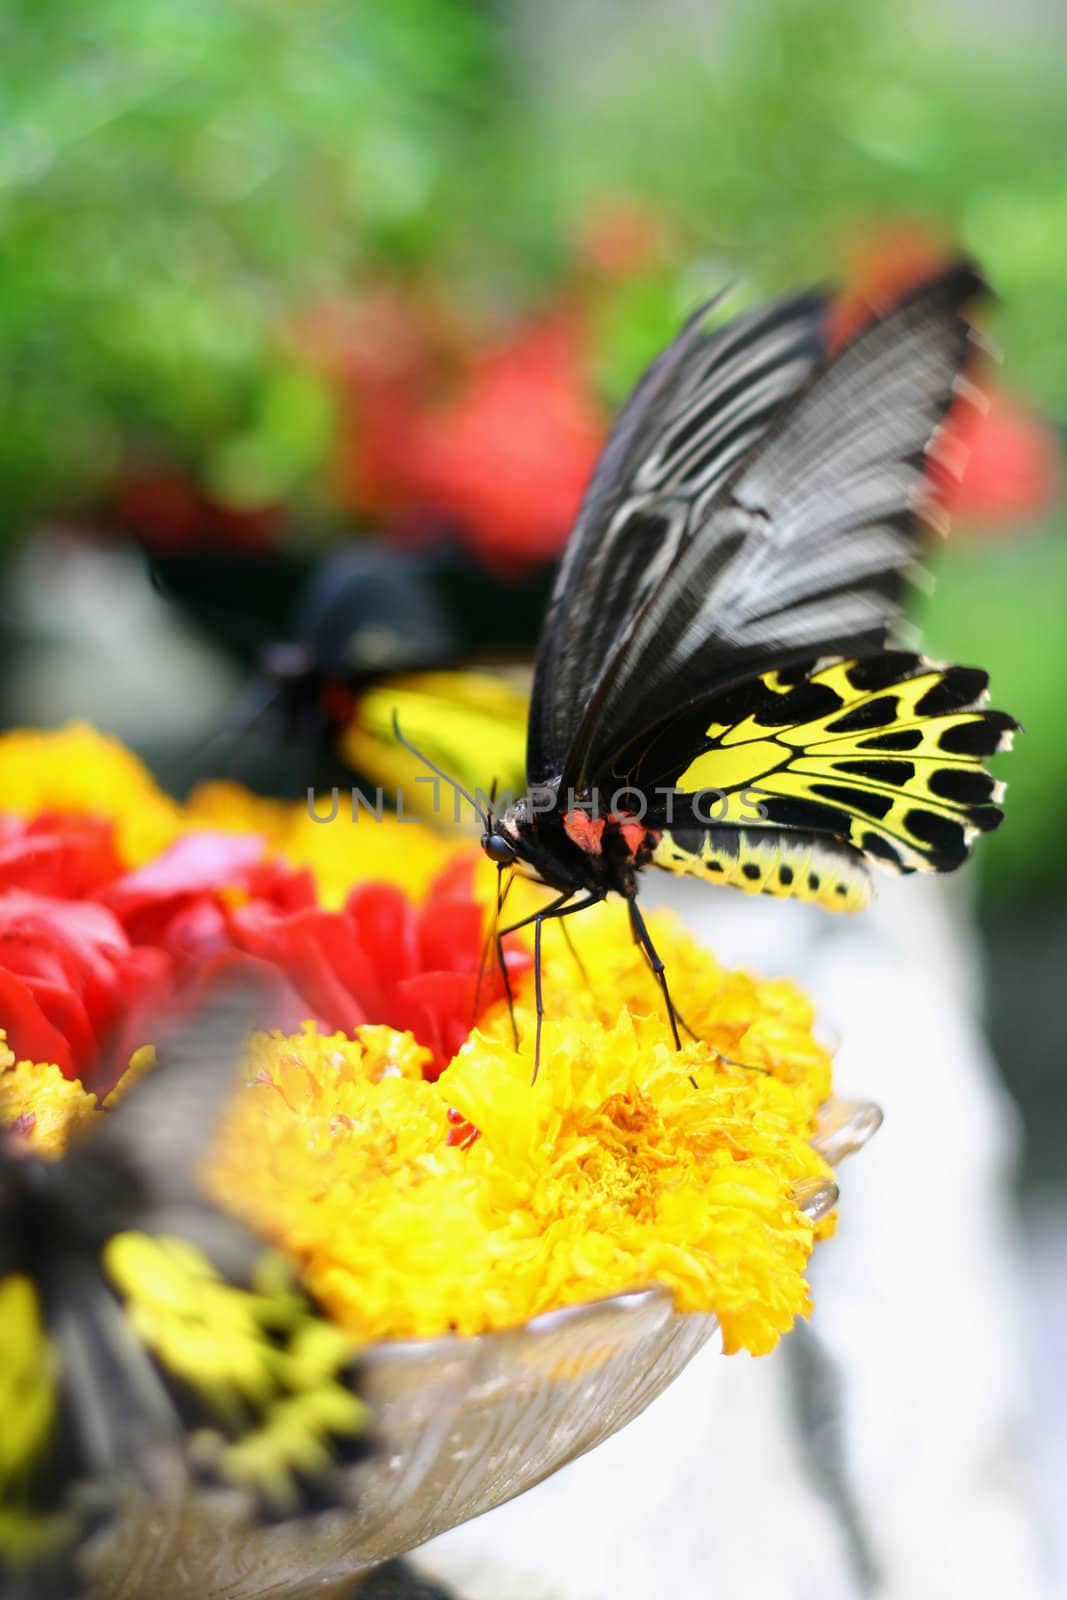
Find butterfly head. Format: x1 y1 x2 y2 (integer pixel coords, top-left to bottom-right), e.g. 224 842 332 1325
481 827 518 866
479 791 614 897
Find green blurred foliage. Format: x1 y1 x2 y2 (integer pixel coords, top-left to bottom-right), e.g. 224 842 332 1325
0 0 500 531
923 530 1067 902
485 1 1067 412
3 0 1067 533
1 0 1064 895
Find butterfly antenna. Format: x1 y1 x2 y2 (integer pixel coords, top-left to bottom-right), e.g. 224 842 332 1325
391 710 489 829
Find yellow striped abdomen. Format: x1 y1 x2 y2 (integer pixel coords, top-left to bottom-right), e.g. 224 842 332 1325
649 827 873 912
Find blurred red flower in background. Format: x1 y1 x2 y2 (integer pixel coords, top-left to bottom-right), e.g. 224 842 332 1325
571 194 674 279
402 311 604 570
108 466 284 556
316 286 605 570
935 389 1061 532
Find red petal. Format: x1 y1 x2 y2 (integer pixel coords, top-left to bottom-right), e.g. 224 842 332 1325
427 855 477 903
0 967 74 1076
0 816 122 898
344 883 419 984
155 897 231 968
396 970 480 1077
227 904 380 1034
0 892 126 952
244 859 317 912
0 894 130 1056
17 977 98 1080
416 898 485 976
28 813 123 893
105 831 265 918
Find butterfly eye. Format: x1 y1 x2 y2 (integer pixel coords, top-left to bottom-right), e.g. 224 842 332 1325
482 831 517 865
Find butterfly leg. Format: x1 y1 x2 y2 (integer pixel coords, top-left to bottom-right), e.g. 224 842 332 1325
530 896 603 1083
492 889 577 1059
626 901 767 1076
475 866 518 1044
498 892 602 1081
629 922 701 1043
626 895 685 1050
495 925 518 1048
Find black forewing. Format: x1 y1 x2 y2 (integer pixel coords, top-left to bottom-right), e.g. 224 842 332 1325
557 261 988 794
526 287 829 782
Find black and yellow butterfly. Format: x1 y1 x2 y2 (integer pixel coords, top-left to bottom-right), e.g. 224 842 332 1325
0 984 369 1600
467 262 1017 1059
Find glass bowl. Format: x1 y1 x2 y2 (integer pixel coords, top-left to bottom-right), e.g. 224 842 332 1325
83 1097 880 1599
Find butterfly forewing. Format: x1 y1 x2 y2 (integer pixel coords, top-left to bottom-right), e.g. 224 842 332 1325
528 288 829 783
558 263 989 795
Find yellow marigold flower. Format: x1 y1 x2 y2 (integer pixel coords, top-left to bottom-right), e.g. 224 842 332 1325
0 737 841 1362
0 1051 99 1157
205 904 835 1357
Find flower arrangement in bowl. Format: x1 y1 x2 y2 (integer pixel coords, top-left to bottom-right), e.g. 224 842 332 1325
0 728 879 1600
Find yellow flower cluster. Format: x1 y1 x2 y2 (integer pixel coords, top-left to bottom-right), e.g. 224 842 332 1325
207 902 833 1356
0 725 840 1357
0 723 452 901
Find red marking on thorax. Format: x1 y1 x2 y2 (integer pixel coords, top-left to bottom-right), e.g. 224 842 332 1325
563 810 607 854
616 818 648 855
562 810 653 859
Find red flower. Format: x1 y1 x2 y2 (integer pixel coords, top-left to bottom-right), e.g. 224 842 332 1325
324 288 605 568
0 891 170 1089
935 390 1061 531
227 860 528 1078
0 811 523 1089
406 312 605 569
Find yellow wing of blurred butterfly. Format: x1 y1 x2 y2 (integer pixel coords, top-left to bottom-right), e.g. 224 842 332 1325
341 669 531 829
0 1274 73 1572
